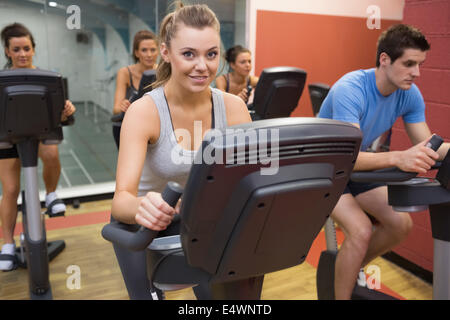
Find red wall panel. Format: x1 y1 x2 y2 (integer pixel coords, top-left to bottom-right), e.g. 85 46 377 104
422 36 450 69
403 0 450 35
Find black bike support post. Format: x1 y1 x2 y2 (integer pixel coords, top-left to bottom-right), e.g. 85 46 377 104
430 150 450 300
429 203 450 300
316 218 339 300
388 175 450 299
17 139 53 300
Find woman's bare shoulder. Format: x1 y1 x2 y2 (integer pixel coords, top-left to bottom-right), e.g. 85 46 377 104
221 91 252 126
122 94 160 142
215 74 228 90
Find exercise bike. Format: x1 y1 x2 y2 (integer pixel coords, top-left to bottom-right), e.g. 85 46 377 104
0 69 74 299
317 134 450 300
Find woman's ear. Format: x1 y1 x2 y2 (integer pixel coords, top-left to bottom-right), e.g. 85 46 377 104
4 47 11 58
160 42 170 63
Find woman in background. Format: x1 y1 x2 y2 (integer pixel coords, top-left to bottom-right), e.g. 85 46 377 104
216 45 258 104
112 30 158 148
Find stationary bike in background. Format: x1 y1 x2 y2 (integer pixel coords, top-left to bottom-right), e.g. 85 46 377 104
308 82 330 117
0 69 74 299
110 69 156 124
248 66 307 121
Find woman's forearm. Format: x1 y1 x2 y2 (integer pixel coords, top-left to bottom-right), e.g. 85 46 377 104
111 190 143 224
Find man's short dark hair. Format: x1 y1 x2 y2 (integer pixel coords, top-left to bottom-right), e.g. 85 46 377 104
376 24 430 67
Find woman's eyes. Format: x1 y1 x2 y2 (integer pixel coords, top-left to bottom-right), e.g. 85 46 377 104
13 47 31 52
142 48 157 53
207 51 218 59
182 51 218 59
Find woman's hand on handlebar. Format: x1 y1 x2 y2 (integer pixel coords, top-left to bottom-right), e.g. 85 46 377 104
237 87 249 103
395 137 439 174
119 99 131 113
61 100 76 121
135 192 178 231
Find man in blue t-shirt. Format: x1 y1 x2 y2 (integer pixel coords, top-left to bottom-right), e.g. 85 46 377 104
319 24 449 300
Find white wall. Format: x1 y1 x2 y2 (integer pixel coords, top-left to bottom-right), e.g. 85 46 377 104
129 12 156 56
248 0 404 19
234 0 247 47
0 2 50 69
0 3 96 102
0 1 132 112
1 0 248 109
246 0 405 74
92 24 129 111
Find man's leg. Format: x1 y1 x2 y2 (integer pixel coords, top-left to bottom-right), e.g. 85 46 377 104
331 193 373 300
354 186 413 267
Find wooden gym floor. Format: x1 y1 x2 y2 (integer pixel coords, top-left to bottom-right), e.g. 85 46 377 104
0 198 432 300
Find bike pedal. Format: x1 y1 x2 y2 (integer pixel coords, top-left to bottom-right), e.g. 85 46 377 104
46 211 65 218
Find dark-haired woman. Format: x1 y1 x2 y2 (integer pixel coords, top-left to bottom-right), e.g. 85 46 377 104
215 45 258 104
0 23 76 271
112 30 158 148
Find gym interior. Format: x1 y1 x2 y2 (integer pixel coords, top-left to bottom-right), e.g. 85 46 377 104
0 0 449 301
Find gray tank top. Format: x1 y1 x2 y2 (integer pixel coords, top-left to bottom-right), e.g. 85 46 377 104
138 86 228 196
